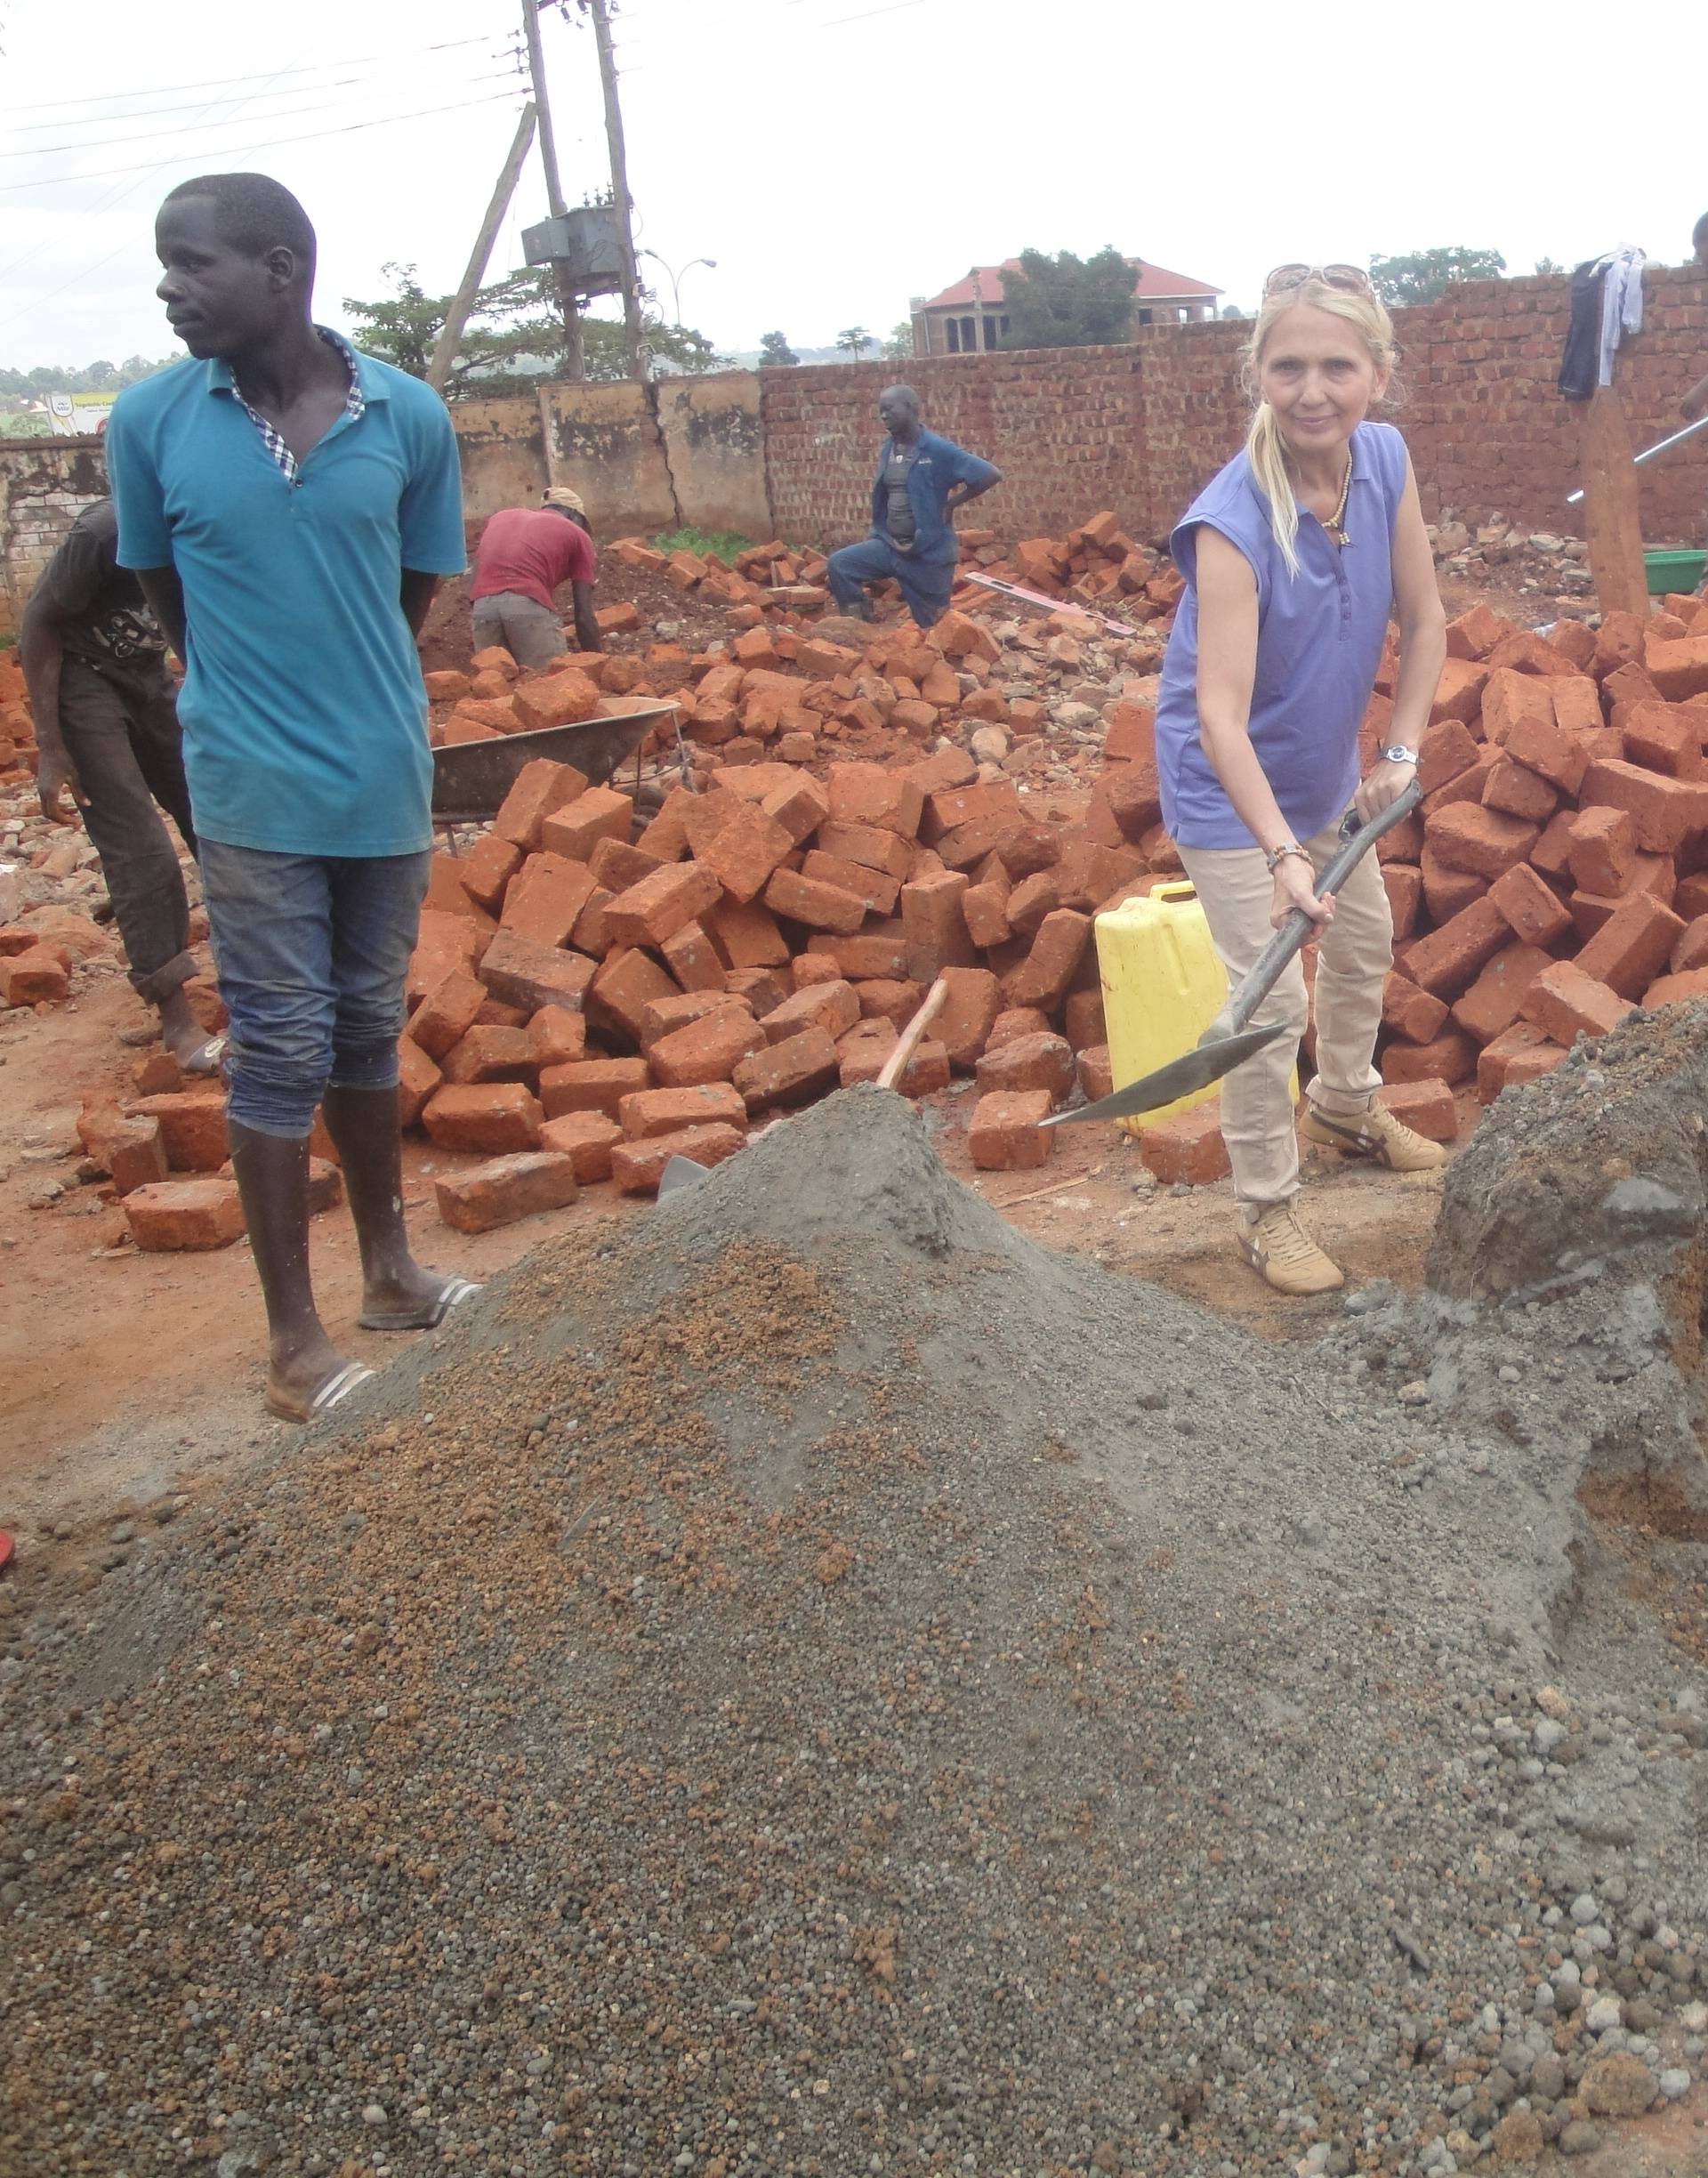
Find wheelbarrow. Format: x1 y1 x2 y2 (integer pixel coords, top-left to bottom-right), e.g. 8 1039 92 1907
431 704 681 824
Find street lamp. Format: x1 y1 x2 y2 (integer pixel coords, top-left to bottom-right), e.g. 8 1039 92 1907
637 249 716 325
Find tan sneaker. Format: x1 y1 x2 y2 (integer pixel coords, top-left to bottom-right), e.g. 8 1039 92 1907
1301 1099 1447 1174
1237 1199 1344 1295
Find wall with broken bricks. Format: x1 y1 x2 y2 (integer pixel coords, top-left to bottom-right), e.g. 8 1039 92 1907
0 436 109 636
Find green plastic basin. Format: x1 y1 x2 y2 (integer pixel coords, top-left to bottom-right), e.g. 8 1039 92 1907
1645 547 1707 595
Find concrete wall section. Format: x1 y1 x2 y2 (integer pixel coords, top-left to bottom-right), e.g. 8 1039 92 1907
655 372 769 540
539 380 677 537
452 395 549 523
0 437 109 634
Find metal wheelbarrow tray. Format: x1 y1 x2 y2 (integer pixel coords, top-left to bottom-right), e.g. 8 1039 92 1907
430 704 681 824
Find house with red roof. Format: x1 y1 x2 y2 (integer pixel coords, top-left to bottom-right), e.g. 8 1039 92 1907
909 257 1222 357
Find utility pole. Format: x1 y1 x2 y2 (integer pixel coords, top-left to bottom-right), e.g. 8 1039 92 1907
428 101 537 394
584 0 648 382
520 0 584 382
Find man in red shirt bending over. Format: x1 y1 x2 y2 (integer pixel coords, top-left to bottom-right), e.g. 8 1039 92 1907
470 486 601 668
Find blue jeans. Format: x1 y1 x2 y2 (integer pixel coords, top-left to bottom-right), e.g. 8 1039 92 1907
200 841 431 1139
826 534 957 628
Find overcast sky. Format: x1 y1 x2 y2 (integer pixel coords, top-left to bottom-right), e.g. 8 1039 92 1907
2 0 1704 374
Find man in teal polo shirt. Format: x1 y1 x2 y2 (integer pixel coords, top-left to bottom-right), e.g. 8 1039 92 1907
108 172 472 1424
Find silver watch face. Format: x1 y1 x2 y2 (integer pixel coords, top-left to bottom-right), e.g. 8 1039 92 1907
1382 746 1417 763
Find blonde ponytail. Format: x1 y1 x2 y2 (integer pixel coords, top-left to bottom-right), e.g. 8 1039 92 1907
1245 399 1301 578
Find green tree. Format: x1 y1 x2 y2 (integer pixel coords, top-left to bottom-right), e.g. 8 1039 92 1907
757 329 798 366
882 319 914 364
1533 256 1566 277
342 262 724 391
1368 246 1507 306
999 246 1139 349
835 325 873 359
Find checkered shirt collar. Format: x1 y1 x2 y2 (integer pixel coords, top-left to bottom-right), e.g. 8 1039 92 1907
228 328 365 482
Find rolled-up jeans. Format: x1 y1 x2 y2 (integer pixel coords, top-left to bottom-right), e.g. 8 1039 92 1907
199 841 431 1139
1176 813 1393 1209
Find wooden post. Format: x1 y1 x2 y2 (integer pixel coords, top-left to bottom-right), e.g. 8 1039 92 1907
521 0 584 383
427 102 537 396
1578 383 1651 618
587 0 649 383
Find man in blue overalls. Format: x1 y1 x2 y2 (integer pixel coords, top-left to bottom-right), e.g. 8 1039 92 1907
826 385 1002 629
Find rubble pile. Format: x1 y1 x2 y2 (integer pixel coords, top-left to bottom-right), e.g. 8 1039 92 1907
1429 511 1596 604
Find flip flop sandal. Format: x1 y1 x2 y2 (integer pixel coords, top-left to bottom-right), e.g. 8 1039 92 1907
265 1359 375 1426
357 1274 481 1334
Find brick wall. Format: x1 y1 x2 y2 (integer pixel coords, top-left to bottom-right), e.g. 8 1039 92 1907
0 437 109 634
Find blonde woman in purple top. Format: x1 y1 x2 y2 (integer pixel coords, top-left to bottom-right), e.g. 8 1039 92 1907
1154 265 1448 1295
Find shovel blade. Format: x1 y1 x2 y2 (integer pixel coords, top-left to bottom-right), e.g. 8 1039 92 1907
657 1154 711 1198
1041 1020 1289 1129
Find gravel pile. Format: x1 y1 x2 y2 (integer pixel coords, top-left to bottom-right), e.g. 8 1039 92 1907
5 1085 1708 2176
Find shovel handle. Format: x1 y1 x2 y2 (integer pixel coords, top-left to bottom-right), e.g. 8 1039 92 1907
878 975 948 1089
1216 782 1422 1040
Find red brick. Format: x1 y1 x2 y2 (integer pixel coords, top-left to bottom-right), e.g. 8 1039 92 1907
439 1024 536 1087
409 970 488 1061
599 861 720 950
1003 909 1092 1011
834 1023 950 1094
1480 667 1555 746
1426 802 1541 879
705 896 791 969
1488 863 1574 948
963 874 1013 948
539 785 633 862
538 1110 623 1182
934 965 1003 1069
421 1082 543 1154
1645 636 1708 702
478 930 596 1016
1501 699 1591 796
1623 702 1704 780
539 1056 651 1119
570 883 611 957
1486 628 1578 678
967 1090 1054 1171
1672 915 1708 973
1004 870 1063 939
397 1037 443 1128
435 1150 577 1233
806 928 911 980
1575 890 1687 998
894 870 971 981
1528 808 1579 883
761 865 865 934
974 1031 1076 1102
459 833 524 915
826 762 922 838
1139 1103 1230 1185
855 979 925 1029
1420 846 1488 924
126 1175 246 1251
610 1122 746 1196
760 979 861 1044
1579 759 1708 854
1400 896 1511 998
0 943 69 1005
1445 603 1508 661
1482 754 1559 824
494 758 588 850
617 1083 748 1139
800 848 900 916
1382 1029 1478 1085
987 1005 1053 1048
1077 1044 1114 1101
1382 972 1450 1045
760 772 830 845
1567 807 1638 898
1382 864 1423 941
657 919 725 994
1476 1021 1563 1100
724 967 789 1015
1375 1078 1458 1142
1430 657 1490 727
1415 719 1479 795
587 948 679 1047
1449 942 1553 1045
691 803 790 904
809 819 909 882
132 1089 228 1173
922 782 1021 846
1102 699 1156 767
78 1107 168 1196
511 668 600 734
1551 621 1600 674
640 990 748 1052
1521 961 1635 1045
475 998 530 1029
733 1025 840 1110
529 1004 587 1069
497 852 599 948
649 1008 768 1088
1643 968 1708 1011
587 836 665 894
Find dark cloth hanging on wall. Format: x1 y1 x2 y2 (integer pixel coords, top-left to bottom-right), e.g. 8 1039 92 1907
1559 259 1607 399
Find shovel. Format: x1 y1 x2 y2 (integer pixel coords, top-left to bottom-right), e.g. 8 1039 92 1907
1044 781 1422 1130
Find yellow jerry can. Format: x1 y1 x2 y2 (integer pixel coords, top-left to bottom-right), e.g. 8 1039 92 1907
1093 881 1295 1134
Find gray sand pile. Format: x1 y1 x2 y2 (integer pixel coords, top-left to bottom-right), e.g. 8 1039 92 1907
5 1085 1708 2177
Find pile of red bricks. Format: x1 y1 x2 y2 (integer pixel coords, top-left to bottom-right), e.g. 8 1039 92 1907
1359 594 1708 1110
0 648 32 783
966 511 1186 624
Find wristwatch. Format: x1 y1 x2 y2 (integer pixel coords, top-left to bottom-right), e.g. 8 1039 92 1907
1381 744 1419 765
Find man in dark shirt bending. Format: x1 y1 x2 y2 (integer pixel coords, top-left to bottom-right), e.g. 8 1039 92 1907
20 498 219 1070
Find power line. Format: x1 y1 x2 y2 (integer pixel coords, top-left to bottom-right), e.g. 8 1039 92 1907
0 91 528 196
1 69 521 160
4 52 518 138
12 34 499 113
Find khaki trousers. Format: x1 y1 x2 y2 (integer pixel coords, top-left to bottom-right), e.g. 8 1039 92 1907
1177 814 1393 1207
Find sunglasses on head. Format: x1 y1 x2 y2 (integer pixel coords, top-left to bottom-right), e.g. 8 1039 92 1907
1263 262 1374 298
